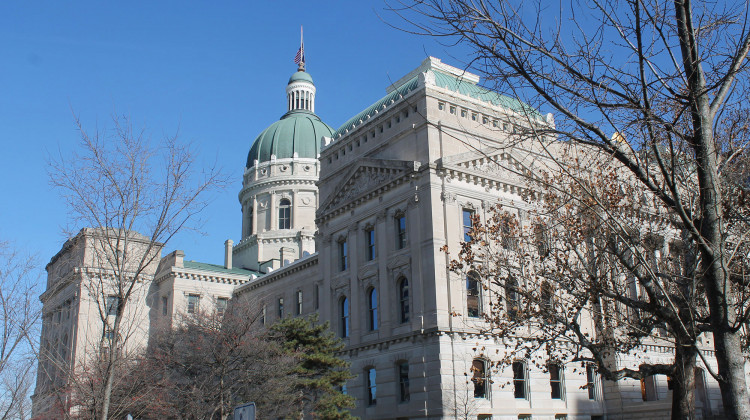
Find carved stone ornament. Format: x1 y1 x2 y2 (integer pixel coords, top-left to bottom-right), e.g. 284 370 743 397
387 254 410 270
440 191 456 203
301 196 312 205
258 198 269 209
358 263 378 280
330 167 397 208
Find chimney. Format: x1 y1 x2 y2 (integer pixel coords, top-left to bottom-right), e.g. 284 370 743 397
224 239 233 269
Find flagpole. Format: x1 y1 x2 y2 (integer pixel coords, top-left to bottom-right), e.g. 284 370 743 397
300 25 305 70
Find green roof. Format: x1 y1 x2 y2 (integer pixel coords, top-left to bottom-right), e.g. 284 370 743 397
247 110 335 167
333 69 542 138
183 260 262 277
334 76 420 138
288 71 313 84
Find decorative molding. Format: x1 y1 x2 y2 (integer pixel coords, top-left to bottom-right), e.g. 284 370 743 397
358 263 378 280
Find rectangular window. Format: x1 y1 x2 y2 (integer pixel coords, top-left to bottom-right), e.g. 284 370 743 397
314 284 320 310
366 368 377 406
366 228 376 261
461 109 467 117
296 290 303 315
586 364 599 400
549 363 564 399
396 215 407 249
339 241 348 271
467 272 482 318
641 375 658 401
472 359 489 398
463 209 474 242
106 295 121 316
278 298 284 318
513 361 528 399
472 113 477 121
450 106 456 115
216 297 228 317
161 296 168 317
261 304 266 325
399 362 410 402
438 102 445 111
518 415 532 420
187 294 199 314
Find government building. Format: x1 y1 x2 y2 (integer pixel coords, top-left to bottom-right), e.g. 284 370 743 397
32 56 725 419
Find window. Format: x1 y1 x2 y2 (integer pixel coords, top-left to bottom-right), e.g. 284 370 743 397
461 109 467 117
518 415 532 420
366 367 377 405
549 363 564 399
472 358 489 398
161 296 168 317
396 215 407 249
261 304 266 325
472 113 477 121
641 375 658 401
399 278 410 323
187 294 200 314
438 102 445 110
216 297 228 317
482 116 488 124
339 240 348 271
462 209 474 242
340 297 349 338
247 206 253 235
278 198 291 229
278 298 284 318
366 228 376 261
506 277 520 321
106 295 121 316
296 290 303 315
554 415 568 420
368 288 378 331
513 361 528 399
541 281 554 323
467 271 482 318
586 364 599 400
314 284 320 310
450 106 456 114
398 362 410 402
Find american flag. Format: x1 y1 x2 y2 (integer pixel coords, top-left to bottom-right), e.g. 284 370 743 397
294 43 304 65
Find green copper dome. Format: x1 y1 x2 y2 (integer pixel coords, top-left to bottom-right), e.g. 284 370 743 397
288 71 313 84
247 110 334 167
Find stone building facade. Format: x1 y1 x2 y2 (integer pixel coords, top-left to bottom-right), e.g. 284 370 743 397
32 57 727 419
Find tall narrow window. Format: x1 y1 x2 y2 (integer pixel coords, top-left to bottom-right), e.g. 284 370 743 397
641 375 658 401
339 240 348 271
549 363 564 399
366 228 376 260
296 290 303 315
396 215 407 249
161 296 168 317
216 297 228 317
278 297 284 318
314 284 320 310
366 367 377 406
106 296 121 316
368 288 378 331
506 277 520 321
187 294 200 314
586 364 599 400
472 359 489 398
278 199 291 229
247 206 254 235
462 209 474 242
399 277 410 323
541 281 554 323
398 362 410 402
340 297 349 338
261 304 266 325
467 271 482 318
513 361 528 399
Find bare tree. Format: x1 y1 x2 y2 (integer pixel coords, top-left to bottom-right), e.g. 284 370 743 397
139 301 298 420
390 0 750 418
0 241 40 420
48 114 225 420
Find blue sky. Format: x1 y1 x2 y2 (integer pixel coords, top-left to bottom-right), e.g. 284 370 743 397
0 1 459 271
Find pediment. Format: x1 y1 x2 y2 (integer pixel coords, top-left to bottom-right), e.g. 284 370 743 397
439 147 541 183
318 158 421 215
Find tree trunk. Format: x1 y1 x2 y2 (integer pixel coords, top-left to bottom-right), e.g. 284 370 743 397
671 342 696 420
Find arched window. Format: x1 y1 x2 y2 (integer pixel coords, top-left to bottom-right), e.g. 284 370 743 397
472 358 489 398
506 276 520 320
540 281 554 324
467 271 482 318
368 288 378 331
340 297 349 338
278 199 291 229
399 277 410 323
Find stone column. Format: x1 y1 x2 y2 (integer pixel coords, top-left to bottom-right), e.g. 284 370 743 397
376 210 389 334
251 196 258 234
348 223 360 346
